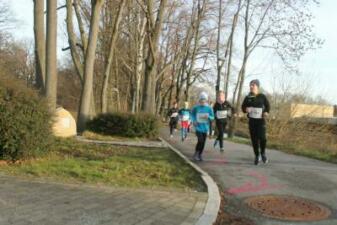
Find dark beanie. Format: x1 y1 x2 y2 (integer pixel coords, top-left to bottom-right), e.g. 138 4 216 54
250 79 260 87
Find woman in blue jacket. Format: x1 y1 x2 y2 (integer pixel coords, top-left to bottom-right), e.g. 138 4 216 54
191 92 214 161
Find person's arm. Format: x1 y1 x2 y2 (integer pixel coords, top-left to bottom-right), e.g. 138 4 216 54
241 97 248 113
191 107 197 124
264 95 270 113
167 108 172 117
213 103 217 115
263 95 270 118
209 107 215 121
226 101 236 114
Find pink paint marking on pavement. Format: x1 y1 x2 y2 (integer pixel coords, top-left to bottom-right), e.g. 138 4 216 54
227 170 284 195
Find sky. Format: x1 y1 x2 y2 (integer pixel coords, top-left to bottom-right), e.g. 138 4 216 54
7 0 337 105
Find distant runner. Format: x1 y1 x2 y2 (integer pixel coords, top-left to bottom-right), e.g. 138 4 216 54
191 92 214 161
241 79 270 165
213 91 235 152
208 101 214 137
178 102 191 142
167 102 179 138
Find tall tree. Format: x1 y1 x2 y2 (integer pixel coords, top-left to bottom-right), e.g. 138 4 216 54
33 0 45 91
101 0 126 113
65 0 96 116
45 0 58 110
141 0 167 114
77 0 104 132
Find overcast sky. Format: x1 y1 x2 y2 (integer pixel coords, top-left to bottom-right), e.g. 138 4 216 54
8 0 337 104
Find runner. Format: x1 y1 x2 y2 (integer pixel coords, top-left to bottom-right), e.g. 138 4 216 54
241 79 270 165
208 101 214 137
178 101 191 141
167 102 179 138
191 92 214 161
213 90 235 152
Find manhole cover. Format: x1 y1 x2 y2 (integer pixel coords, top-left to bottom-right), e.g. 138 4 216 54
245 195 331 221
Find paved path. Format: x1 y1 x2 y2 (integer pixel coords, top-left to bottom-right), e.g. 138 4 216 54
161 129 337 225
0 175 207 225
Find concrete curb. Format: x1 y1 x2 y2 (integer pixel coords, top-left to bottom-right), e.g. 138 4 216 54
159 138 221 225
76 136 166 148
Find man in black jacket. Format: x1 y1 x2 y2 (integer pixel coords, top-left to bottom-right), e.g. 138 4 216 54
241 79 270 165
213 91 235 151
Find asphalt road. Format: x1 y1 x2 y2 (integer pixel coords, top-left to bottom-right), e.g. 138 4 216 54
161 129 337 225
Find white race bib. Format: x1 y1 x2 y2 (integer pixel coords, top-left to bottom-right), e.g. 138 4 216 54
171 112 178 118
182 115 190 121
216 110 228 119
196 113 209 123
249 107 263 119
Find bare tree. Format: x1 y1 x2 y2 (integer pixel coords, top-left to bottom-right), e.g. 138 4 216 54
65 0 96 116
45 0 58 110
77 0 104 132
141 0 168 114
101 0 126 113
33 0 45 91
228 0 322 136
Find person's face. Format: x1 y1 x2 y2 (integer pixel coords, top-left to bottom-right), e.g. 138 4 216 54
199 99 207 105
173 103 178 108
250 83 259 95
217 92 225 102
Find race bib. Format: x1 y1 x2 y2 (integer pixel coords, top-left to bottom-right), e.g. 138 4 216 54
196 113 209 123
171 112 178 118
182 115 190 121
216 110 228 119
249 107 263 119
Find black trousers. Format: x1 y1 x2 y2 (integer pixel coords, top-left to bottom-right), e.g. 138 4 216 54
215 120 227 148
249 119 267 157
195 132 207 155
169 119 178 135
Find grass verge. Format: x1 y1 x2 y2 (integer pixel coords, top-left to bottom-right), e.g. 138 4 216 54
82 131 158 142
0 138 206 192
227 136 337 164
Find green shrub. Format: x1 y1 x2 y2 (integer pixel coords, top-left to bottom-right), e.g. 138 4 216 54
0 75 53 161
87 113 159 138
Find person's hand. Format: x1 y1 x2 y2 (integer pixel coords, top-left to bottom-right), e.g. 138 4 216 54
246 107 252 113
233 113 238 117
263 112 269 118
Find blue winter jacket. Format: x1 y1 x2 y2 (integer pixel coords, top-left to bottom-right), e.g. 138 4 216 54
191 104 214 133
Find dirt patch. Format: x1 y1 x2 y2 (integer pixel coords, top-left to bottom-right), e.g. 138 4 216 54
214 192 255 225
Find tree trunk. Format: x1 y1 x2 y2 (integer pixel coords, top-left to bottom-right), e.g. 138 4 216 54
101 0 126 113
66 0 96 117
33 0 45 92
215 0 222 93
141 0 167 114
45 0 57 110
224 0 241 100
77 0 104 133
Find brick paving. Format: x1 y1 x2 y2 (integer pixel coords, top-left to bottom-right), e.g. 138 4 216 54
0 175 207 225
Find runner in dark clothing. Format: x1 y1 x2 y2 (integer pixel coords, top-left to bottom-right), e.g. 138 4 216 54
213 91 235 152
167 102 179 138
241 79 270 165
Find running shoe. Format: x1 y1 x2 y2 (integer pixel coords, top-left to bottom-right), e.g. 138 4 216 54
213 140 218 148
193 152 200 161
262 155 268 164
254 157 259 165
